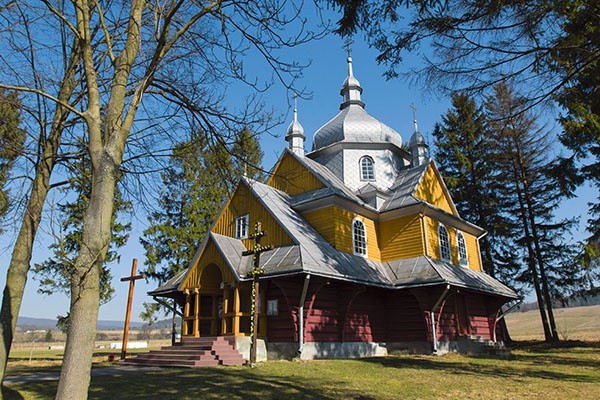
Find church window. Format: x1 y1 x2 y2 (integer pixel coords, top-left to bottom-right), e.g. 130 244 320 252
359 156 375 181
457 232 468 267
267 299 279 316
352 218 368 257
235 214 249 239
438 224 451 261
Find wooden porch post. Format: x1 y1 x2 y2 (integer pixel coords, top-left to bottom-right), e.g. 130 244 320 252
233 286 240 335
194 288 200 337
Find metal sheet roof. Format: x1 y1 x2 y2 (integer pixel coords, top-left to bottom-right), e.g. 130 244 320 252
149 174 516 300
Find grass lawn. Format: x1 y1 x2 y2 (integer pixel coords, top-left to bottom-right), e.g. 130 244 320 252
3 341 599 400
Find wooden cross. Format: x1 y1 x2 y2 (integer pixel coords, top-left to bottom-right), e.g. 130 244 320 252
242 222 272 364
120 258 145 360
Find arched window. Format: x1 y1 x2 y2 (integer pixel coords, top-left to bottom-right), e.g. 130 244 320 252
352 218 367 257
457 232 468 267
359 156 375 181
438 224 451 261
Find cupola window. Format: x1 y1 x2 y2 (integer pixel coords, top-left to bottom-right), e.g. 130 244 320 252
352 218 367 257
235 214 249 239
438 224 451 261
457 231 468 267
360 156 375 181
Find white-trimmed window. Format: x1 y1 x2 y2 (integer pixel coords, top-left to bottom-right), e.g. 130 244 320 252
457 231 468 267
267 299 279 316
438 224 451 261
352 218 368 257
235 214 249 239
359 156 375 181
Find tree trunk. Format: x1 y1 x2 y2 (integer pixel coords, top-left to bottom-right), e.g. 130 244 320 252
512 169 553 341
0 40 78 387
525 193 560 342
55 2 144 397
55 155 116 399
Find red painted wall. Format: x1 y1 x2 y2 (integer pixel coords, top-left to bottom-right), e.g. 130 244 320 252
266 277 498 344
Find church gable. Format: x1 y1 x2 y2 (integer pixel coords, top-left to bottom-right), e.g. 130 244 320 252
212 180 293 249
181 238 235 290
267 151 325 195
413 162 458 216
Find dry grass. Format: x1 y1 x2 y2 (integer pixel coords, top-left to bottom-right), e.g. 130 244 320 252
505 305 600 341
3 342 600 400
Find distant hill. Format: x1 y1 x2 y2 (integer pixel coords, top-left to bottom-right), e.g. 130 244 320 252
17 316 144 331
517 293 600 313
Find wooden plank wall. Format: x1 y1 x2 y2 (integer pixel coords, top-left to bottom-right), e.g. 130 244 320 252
212 183 292 249
414 164 456 215
302 206 381 261
378 214 424 261
266 153 324 195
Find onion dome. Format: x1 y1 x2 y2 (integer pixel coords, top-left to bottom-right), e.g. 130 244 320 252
408 112 429 167
312 56 403 152
285 102 305 156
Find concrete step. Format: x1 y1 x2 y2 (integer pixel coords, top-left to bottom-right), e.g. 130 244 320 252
125 336 245 368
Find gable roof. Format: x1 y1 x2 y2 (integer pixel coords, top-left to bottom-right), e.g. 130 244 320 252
150 177 516 300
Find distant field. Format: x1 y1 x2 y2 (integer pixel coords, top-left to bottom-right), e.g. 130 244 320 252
505 304 600 341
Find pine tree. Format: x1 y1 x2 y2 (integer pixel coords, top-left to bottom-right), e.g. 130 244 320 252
432 93 514 281
554 0 600 287
486 83 584 342
141 129 263 287
33 139 131 307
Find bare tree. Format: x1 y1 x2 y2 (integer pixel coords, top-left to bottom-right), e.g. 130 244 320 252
1 1 319 398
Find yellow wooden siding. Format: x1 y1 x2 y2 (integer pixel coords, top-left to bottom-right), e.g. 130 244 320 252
414 164 457 215
266 152 324 195
424 216 439 259
378 214 425 261
212 183 292 249
424 216 483 271
462 232 483 272
182 240 235 290
303 206 381 261
303 207 336 245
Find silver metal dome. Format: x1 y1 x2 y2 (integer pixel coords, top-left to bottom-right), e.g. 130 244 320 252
312 105 403 151
312 56 403 151
286 108 305 138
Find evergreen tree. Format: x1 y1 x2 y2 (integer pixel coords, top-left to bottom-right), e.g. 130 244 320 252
554 0 600 285
432 93 513 281
33 139 131 306
486 83 583 342
0 89 26 231
141 129 263 286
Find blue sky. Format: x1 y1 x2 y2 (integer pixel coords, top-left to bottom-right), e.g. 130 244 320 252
3 26 594 324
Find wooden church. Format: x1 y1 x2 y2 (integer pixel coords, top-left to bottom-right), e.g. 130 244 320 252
149 56 518 361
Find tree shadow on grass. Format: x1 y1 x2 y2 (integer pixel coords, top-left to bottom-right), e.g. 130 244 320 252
85 367 359 400
2 385 26 400
358 354 600 384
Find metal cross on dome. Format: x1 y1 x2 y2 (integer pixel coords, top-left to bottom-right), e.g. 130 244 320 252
344 35 354 57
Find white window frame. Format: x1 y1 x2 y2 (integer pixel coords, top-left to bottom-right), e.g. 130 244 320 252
438 224 451 261
457 231 468 267
359 156 375 181
267 299 279 316
352 217 368 257
235 214 249 239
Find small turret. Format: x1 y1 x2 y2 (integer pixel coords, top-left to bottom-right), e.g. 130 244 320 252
409 105 429 167
285 98 305 157
339 55 365 110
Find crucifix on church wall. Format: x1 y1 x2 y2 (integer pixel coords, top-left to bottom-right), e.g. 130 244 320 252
242 221 272 365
